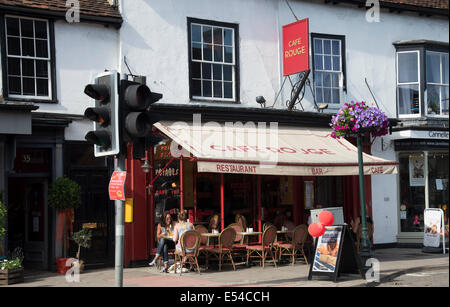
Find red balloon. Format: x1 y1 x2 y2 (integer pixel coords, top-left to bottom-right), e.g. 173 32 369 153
308 222 325 238
319 210 334 226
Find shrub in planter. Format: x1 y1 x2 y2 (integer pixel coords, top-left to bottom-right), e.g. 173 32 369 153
0 248 24 285
48 177 81 272
71 228 92 272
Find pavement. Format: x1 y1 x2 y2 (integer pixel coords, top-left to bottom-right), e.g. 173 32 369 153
4 248 449 288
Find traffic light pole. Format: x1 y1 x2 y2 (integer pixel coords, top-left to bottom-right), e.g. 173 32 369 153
114 153 126 287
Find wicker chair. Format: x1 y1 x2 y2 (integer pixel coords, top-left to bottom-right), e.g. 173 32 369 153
227 223 247 258
263 222 275 232
355 223 374 253
174 230 201 276
246 225 278 268
275 224 308 265
203 227 236 271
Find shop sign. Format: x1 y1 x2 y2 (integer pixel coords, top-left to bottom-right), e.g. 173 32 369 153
395 139 449 151
392 129 449 140
282 18 309 76
108 171 127 201
423 209 446 254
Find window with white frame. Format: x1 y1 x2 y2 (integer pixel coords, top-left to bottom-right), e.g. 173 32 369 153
188 18 238 102
312 35 345 106
397 51 421 116
426 51 449 116
4 16 52 100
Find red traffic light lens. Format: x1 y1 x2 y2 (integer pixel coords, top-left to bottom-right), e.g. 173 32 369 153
84 84 110 103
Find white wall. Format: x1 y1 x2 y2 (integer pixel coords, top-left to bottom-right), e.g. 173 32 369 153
47 21 118 140
281 0 449 116
118 0 448 244
282 0 448 244
119 0 281 108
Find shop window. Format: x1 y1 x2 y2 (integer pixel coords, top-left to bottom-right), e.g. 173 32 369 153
315 176 343 208
399 152 426 232
394 42 449 118
396 51 421 116
188 17 239 103
427 152 449 220
426 51 449 116
311 34 346 106
398 151 449 233
3 15 55 101
153 141 180 227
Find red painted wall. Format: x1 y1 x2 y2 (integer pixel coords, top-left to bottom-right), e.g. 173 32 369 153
124 145 150 267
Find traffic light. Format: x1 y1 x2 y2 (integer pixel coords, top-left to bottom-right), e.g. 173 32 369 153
120 79 163 159
84 71 120 157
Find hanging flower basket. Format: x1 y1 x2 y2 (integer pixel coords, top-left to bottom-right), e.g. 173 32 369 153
330 101 389 139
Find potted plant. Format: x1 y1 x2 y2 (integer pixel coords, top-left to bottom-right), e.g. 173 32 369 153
0 247 24 285
0 191 6 259
70 228 92 273
48 176 81 274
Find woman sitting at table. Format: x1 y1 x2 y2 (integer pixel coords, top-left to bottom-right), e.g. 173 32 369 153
173 210 194 268
149 211 175 273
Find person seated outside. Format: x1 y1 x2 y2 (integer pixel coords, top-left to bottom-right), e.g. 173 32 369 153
149 211 175 273
350 205 374 250
173 210 195 269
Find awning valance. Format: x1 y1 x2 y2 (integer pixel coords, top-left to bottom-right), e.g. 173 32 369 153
154 121 398 176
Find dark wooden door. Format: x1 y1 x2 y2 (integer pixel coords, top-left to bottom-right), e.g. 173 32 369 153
69 169 114 267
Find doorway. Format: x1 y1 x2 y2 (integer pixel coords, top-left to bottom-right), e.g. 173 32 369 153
8 177 49 270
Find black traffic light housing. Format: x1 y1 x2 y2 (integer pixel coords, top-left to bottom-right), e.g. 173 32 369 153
120 79 163 159
84 71 120 157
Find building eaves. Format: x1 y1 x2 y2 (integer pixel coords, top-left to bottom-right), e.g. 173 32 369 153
0 0 122 27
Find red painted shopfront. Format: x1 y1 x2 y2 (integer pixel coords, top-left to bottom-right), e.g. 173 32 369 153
121 121 395 267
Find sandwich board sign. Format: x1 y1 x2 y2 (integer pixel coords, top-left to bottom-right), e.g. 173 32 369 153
308 225 363 282
423 208 446 254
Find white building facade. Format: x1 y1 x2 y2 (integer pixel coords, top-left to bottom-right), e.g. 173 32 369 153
1 0 448 270
117 0 448 246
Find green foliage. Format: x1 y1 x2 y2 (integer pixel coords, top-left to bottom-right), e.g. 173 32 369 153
48 177 81 210
71 229 92 249
0 191 6 241
0 247 24 270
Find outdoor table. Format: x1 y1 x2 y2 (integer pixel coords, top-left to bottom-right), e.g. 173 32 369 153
237 232 262 244
201 233 220 247
276 230 293 234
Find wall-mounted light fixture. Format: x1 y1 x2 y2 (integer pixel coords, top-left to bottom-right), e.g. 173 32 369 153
256 96 266 108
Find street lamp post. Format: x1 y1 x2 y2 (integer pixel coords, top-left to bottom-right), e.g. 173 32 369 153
357 134 372 269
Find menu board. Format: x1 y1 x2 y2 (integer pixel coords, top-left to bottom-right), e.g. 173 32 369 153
312 226 342 273
423 208 446 254
308 225 363 282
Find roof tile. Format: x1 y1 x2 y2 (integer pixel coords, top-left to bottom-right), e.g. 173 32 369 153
0 0 122 19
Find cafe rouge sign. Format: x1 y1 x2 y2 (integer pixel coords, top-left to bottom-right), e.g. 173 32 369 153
283 18 309 76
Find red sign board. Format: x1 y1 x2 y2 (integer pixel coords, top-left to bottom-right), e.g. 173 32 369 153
282 18 310 76
109 171 127 201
